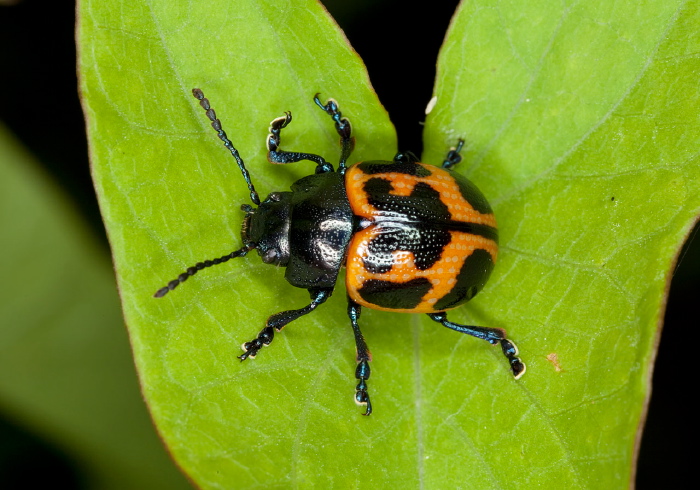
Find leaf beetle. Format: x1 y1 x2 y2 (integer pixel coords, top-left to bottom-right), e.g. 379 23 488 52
155 89 525 416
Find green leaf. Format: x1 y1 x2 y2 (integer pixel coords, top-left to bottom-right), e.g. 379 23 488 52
0 123 190 488
78 0 700 489
423 0 700 487
78 0 395 487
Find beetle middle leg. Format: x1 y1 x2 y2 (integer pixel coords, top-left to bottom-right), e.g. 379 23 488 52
427 312 526 379
238 288 332 360
347 299 372 415
314 94 355 172
266 112 334 173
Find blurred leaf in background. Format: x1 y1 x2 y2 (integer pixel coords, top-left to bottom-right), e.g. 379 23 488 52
0 123 191 488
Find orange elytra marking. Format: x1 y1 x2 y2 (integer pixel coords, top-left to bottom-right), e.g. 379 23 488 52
344 162 498 313
346 163 498 228
346 229 497 313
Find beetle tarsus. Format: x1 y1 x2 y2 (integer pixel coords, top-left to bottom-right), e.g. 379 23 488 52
266 112 292 152
355 360 372 416
237 326 275 361
500 339 526 379
442 139 465 169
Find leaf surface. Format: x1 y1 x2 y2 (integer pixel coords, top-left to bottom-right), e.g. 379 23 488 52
423 1 700 487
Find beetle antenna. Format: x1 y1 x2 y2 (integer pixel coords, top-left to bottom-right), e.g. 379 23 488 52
154 244 256 298
192 88 261 206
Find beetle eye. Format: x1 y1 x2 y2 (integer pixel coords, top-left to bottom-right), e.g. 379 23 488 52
269 192 282 202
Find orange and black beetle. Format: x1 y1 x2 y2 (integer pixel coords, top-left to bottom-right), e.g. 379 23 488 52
156 89 525 416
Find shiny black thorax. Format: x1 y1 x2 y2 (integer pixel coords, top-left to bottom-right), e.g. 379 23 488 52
243 171 353 289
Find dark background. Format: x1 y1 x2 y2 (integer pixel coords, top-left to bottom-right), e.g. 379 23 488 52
0 0 695 487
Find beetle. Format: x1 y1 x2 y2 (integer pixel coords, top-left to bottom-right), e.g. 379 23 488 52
155 89 525 416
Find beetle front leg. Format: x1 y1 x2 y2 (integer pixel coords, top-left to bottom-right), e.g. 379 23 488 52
238 288 332 360
348 299 372 415
266 112 334 173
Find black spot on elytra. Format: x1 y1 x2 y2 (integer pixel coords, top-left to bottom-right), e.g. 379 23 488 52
358 278 433 309
451 172 494 215
433 248 494 311
361 178 451 273
357 160 433 177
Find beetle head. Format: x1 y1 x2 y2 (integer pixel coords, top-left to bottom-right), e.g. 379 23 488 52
242 191 293 266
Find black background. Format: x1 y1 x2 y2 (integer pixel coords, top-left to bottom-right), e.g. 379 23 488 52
0 0 695 487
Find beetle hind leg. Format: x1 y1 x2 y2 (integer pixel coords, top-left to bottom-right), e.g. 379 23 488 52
427 312 526 379
238 288 332 361
348 299 372 415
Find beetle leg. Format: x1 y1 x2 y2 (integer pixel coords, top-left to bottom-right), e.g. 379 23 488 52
347 299 372 416
266 112 334 173
238 288 332 361
313 94 355 173
427 312 526 379
441 139 465 169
